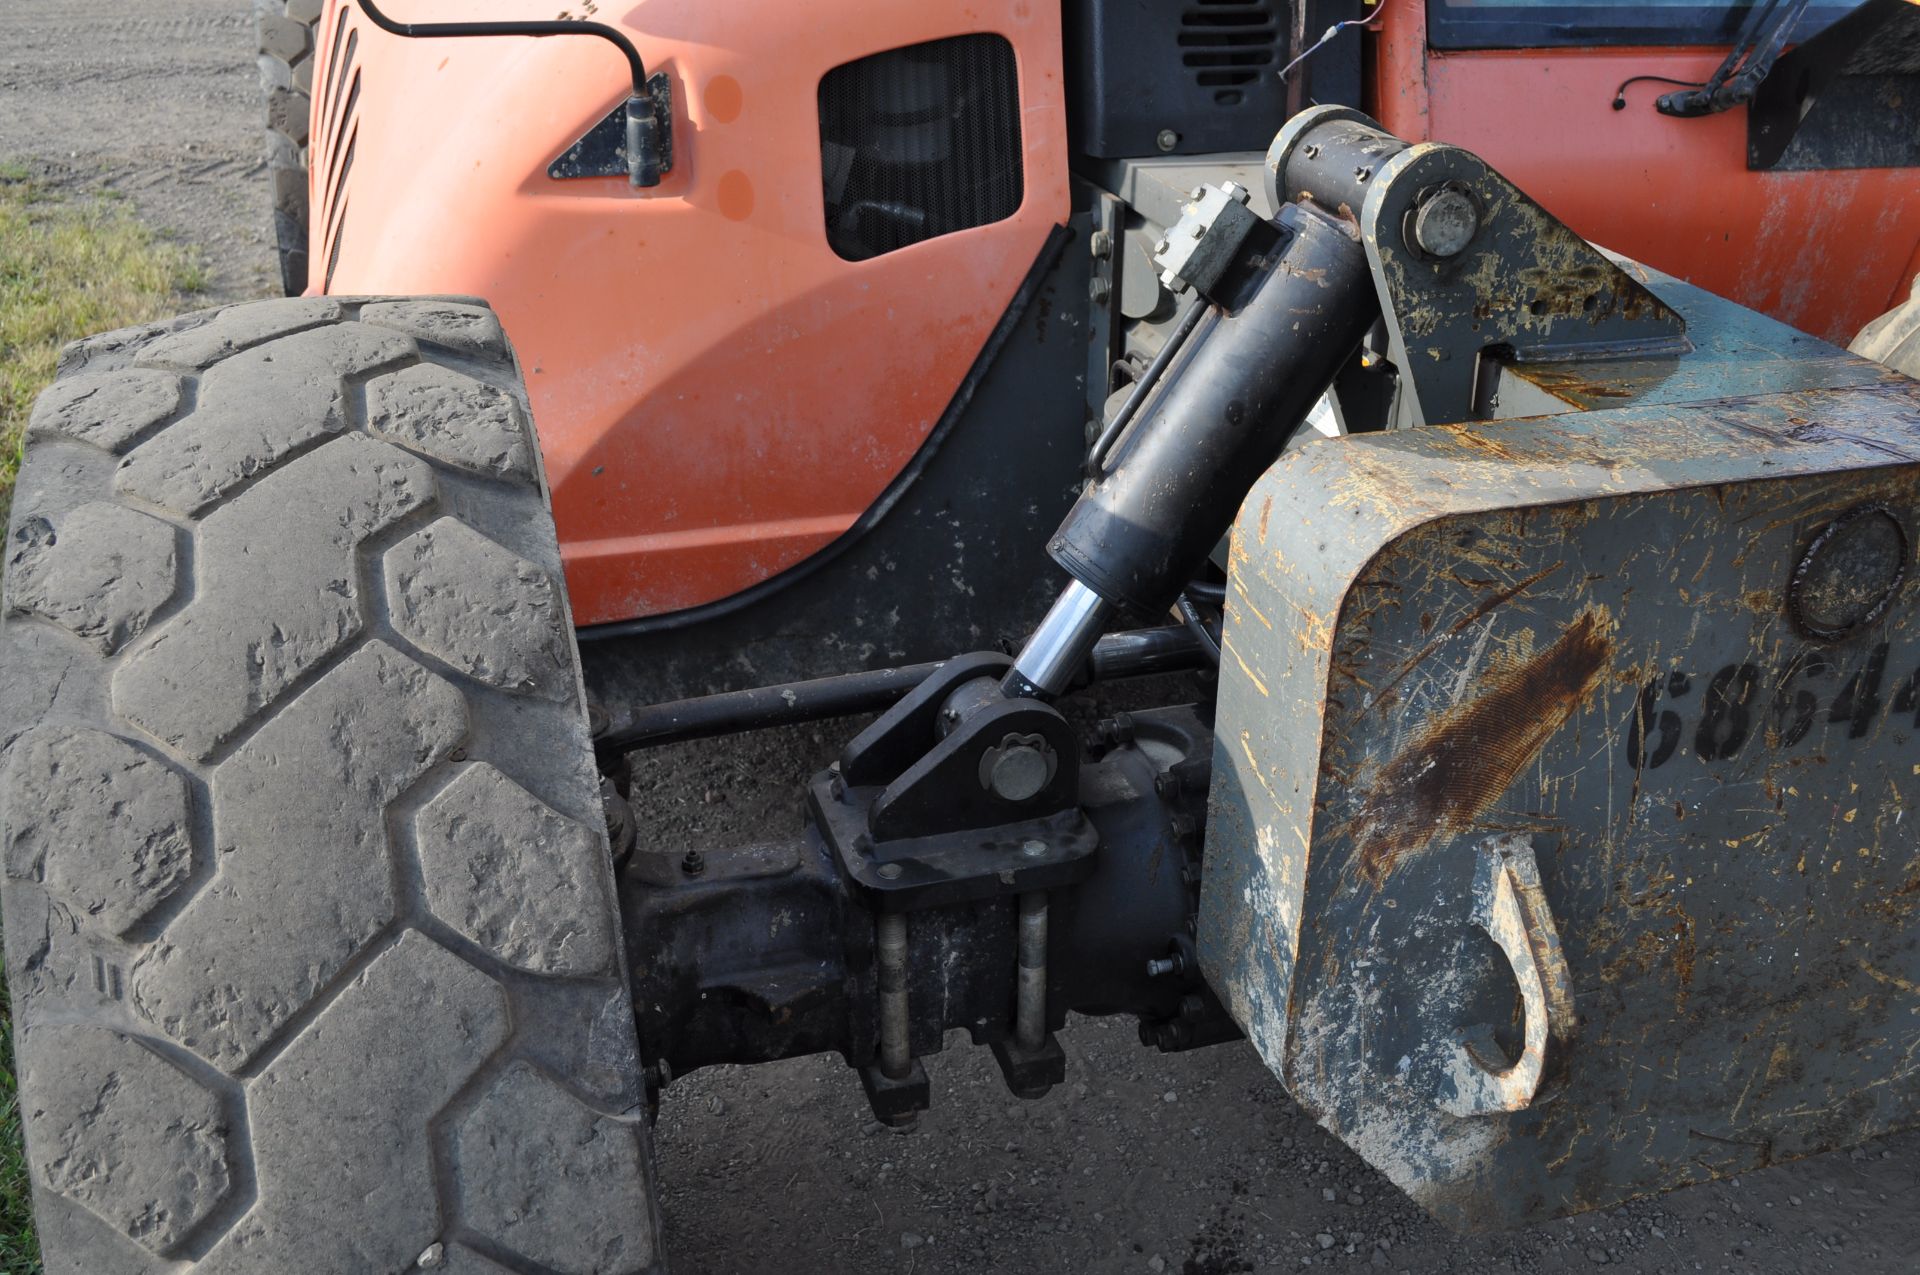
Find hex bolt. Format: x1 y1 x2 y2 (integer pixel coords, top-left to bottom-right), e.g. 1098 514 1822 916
1089 228 1114 258
877 862 903 880
1156 128 1180 152
1189 184 1208 200
1412 187 1479 258
1021 838 1048 858
1090 278 1111 304
1153 237 1171 257
1146 952 1186 979
680 849 705 877
1222 180 1250 205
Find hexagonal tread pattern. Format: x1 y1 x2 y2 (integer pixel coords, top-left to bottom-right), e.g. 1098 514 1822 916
455 1063 656 1274
3 727 195 937
5 502 178 654
113 433 437 760
17 1025 232 1257
366 363 535 484
385 518 570 699
130 640 467 1072
27 369 183 455
116 322 416 516
417 763 617 977
1 299 660 1273
360 301 510 361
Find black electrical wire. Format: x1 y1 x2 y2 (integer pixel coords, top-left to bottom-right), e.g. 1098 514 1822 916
1611 74 1705 110
356 0 648 96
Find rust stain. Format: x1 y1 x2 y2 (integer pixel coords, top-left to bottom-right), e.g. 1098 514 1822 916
1371 562 1564 713
1351 609 1612 886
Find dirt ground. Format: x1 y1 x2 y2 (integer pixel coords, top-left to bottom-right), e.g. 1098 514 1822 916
2 3 1917 1273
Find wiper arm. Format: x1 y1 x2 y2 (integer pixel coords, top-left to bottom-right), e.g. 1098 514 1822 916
1656 0 1813 116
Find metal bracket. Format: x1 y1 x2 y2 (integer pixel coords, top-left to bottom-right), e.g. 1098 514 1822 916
548 71 675 182
1361 145 1689 428
1267 107 1690 430
1437 835 1577 1118
1150 181 1261 301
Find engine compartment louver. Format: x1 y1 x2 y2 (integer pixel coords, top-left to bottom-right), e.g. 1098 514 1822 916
819 34 1024 263
1179 0 1280 104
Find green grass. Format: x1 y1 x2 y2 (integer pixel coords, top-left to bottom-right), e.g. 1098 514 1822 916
0 165 204 1273
0 166 205 530
0 957 33 1275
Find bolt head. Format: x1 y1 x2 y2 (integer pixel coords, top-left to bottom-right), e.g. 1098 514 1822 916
1189 184 1208 200
1088 228 1114 258
1412 187 1479 258
877 862 903 880
1156 128 1179 153
1152 237 1170 257
1222 181 1249 205
1022 838 1048 858
1090 278 1111 304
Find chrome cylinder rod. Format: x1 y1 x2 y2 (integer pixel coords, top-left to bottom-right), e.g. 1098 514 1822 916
1006 579 1113 699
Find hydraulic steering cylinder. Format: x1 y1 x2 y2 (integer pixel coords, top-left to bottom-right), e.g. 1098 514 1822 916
1009 199 1378 696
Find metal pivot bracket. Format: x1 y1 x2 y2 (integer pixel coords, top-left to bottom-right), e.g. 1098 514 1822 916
1267 106 1690 430
815 649 1098 911
1438 835 1578 1118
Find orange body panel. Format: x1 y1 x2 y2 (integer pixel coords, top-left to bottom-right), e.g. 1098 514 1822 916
312 1 1069 626
1371 1 1920 345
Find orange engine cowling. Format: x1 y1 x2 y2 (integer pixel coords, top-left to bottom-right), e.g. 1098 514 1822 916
311 0 1070 628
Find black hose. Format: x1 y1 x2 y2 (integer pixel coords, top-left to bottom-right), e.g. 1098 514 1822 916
356 0 647 95
1183 579 1225 606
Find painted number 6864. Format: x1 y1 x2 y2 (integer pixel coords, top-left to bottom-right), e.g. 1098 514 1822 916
1625 641 1917 769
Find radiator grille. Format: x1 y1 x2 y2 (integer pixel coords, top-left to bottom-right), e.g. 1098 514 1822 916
1180 0 1280 105
818 34 1023 262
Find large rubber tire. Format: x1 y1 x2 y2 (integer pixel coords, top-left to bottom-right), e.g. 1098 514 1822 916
1852 271 1920 378
254 0 321 296
1 298 664 1273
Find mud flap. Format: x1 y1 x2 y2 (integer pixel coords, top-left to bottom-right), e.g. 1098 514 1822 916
1199 374 1920 1229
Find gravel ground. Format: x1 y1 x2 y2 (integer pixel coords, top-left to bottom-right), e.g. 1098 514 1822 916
2 3 1917 1273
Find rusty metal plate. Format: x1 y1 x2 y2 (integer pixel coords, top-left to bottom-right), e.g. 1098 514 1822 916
1199 375 1920 1229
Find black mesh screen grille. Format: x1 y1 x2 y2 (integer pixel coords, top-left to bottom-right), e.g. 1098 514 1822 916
819 34 1024 262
